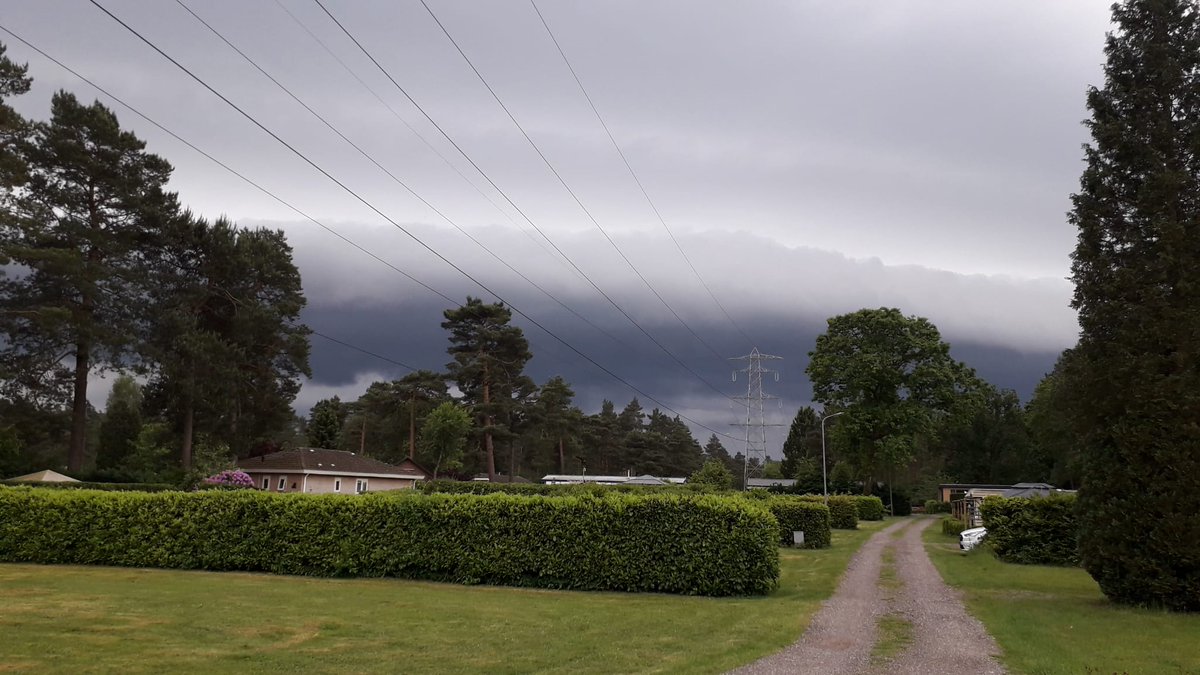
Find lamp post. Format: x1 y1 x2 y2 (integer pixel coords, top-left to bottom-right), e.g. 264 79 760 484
820 411 845 504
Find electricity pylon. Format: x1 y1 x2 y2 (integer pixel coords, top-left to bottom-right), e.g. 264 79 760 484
731 348 784 489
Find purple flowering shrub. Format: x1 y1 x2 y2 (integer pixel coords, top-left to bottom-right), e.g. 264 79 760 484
201 470 256 489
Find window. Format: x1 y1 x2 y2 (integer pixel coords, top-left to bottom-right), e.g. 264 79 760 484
262 476 269 490
334 478 341 492
278 477 286 491
356 479 368 494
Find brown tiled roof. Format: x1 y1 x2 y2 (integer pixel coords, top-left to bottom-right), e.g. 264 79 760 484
237 448 423 477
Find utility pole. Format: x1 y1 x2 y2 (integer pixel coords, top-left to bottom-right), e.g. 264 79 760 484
731 348 784 489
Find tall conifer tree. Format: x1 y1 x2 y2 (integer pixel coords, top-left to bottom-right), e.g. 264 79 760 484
1069 0 1200 610
1 93 174 471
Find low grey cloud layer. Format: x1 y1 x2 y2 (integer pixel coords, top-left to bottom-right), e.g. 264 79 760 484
4 1 1103 443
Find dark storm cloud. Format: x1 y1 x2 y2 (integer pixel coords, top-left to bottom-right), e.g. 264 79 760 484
286 220 1068 441
4 1 1097 441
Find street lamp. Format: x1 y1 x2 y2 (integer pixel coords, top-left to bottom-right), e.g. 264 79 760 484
820 411 845 504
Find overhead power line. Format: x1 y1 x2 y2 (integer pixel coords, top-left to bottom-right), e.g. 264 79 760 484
68 5 740 440
268 0 581 282
174 0 633 353
528 0 757 348
413 0 734 364
311 0 733 401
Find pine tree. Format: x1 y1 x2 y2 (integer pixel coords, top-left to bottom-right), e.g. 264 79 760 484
96 375 143 473
780 407 820 479
533 376 577 473
0 42 31 191
307 397 345 449
1068 0 1200 610
442 298 531 481
0 92 174 472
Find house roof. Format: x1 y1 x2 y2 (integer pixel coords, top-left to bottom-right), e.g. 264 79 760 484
471 473 532 483
237 448 426 479
1002 483 1058 499
747 478 797 488
5 469 80 483
625 475 667 485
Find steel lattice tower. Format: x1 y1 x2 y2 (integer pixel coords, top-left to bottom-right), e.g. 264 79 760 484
731 348 784 488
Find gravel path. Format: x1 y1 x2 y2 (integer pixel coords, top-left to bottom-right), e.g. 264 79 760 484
881 517 1005 675
733 519 910 675
733 517 1006 675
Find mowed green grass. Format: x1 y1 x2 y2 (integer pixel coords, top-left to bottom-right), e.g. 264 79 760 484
923 526 1200 675
0 521 886 674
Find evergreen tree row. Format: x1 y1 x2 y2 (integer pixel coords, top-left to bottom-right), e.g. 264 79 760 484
0 44 310 479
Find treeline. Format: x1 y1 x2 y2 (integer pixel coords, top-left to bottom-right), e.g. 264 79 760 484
0 44 310 479
305 297 709 482
775 308 1078 506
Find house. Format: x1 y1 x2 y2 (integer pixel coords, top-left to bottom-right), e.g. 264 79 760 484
237 448 428 494
943 482 1077 527
3 469 80 483
935 483 1014 504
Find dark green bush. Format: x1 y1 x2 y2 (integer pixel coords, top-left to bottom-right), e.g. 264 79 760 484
0 480 175 492
791 495 858 529
0 487 778 596
924 500 952 514
980 495 1079 566
852 495 885 520
941 516 966 536
762 497 831 549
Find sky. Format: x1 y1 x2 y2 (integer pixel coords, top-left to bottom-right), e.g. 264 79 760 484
3 1 1114 449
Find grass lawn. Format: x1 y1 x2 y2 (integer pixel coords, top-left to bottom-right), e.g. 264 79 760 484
923 525 1200 675
0 520 886 674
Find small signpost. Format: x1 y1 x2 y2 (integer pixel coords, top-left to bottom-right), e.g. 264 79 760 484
793 531 805 547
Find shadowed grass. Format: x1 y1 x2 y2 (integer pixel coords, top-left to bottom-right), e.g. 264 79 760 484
923 525 1200 674
0 521 888 674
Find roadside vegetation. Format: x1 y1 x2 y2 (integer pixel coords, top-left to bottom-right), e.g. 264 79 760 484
0 521 885 673
923 526 1200 674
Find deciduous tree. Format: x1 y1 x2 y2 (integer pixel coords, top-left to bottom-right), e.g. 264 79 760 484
806 307 973 494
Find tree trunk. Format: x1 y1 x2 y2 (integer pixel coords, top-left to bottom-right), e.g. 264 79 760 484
408 396 416 460
181 399 195 471
508 439 516 483
483 363 496 481
67 339 90 473
558 436 565 474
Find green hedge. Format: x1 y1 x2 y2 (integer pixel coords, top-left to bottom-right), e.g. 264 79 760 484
792 495 858 529
763 497 831 549
0 480 175 492
0 487 778 596
941 516 966 536
852 496 885 520
980 495 1079 566
924 500 952 514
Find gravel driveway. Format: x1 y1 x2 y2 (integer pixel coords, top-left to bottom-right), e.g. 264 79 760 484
733 516 1005 675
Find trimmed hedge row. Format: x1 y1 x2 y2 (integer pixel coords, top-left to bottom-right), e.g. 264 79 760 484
793 495 859 529
0 480 175 492
852 496 885 521
924 500 952 514
941 516 967 536
980 495 1079 566
0 486 779 596
762 497 831 549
